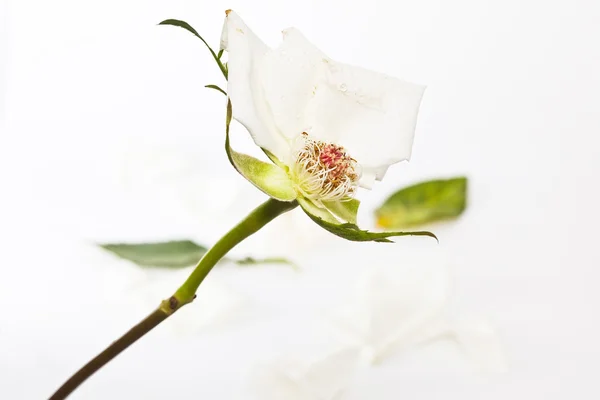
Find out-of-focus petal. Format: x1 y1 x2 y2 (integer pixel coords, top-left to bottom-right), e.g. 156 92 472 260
329 263 449 363
450 319 508 373
126 269 248 336
249 347 360 400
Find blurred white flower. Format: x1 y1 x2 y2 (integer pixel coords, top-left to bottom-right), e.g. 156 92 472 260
328 262 506 372
124 266 249 336
116 137 241 223
221 10 425 205
249 347 360 400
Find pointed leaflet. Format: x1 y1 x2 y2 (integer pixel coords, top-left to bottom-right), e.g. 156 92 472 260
301 207 437 243
376 177 467 228
158 19 228 79
225 100 297 202
205 84 227 96
100 240 294 268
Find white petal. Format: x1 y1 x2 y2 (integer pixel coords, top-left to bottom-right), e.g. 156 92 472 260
373 165 390 181
261 28 424 178
450 319 508 373
250 367 313 400
299 347 360 399
260 27 425 173
224 13 425 178
221 11 290 161
249 347 359 400
261 28 325 143
358 165 388 189
305 62 425 175
328 263 449 363
358 168 376 189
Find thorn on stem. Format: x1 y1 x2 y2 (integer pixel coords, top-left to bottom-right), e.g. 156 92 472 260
168 296 178 310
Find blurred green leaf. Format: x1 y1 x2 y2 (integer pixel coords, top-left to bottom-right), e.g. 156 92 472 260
100 240 207 268
236 257 299 271
158 19 228 79
375 177 467 229
100 240 295 269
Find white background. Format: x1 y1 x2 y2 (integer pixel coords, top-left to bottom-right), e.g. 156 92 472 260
1 0 600 399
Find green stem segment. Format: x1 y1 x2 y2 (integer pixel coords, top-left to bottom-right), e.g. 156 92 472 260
49 198 298 400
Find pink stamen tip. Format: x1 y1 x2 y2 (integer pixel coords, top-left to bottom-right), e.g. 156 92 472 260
293 134 359 201
319 144 345 167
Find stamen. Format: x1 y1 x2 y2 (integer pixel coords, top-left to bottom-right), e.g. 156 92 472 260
291 133 360 202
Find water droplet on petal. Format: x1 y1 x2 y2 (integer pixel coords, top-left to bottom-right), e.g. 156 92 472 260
339 83 348 92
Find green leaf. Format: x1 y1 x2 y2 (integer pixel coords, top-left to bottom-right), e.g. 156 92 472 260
205 84 227 96
375 177 468 229
158 19 228 79
322 199 360 224
236 257 299 271
100 240 207 268
225 100 297 202
100 240 295 269
302 209 438 242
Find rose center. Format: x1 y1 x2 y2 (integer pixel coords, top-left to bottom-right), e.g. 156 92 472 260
292 133 360 202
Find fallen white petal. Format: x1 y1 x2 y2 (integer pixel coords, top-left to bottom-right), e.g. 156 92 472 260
326 258 506 373
329 263 449 363
448 319 508 373
125 268 248 335
249 347 360 400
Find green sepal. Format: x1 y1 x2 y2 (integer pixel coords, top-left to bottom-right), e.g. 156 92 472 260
225 101 296 202
99 240 295 269
158 19 228 79
301 207 438 243
262 148 287 169
322 199 360 224
375 177 467 229
297 197 339 224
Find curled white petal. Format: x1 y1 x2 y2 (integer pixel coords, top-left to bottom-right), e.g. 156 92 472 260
262 28 324 146
222 11 425 184
304 59 425 174
220 11 290 161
